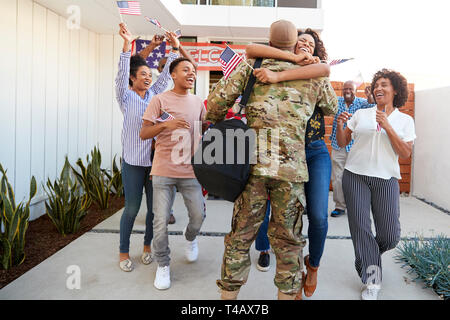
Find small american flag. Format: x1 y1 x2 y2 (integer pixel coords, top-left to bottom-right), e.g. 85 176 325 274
130 39 136 55
117 1 141 16
329 58 353 66
146 17 162 28
156 111 174 122
377 109 385 133
219 46 242 79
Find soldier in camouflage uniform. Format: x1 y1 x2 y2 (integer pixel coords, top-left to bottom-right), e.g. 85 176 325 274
206 20 338 300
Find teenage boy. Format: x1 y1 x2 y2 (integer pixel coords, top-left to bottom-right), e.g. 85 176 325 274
140 56 206 290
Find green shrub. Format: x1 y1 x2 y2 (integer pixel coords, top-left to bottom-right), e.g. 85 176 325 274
0 164 37 270
72 146 112 210
104 155 123 198
395 234 449 300
44 157 91 236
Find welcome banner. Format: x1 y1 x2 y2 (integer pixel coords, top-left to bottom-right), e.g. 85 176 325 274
172 42 247 71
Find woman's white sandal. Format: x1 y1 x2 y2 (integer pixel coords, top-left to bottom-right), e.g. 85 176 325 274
119 258 134 272
141 252 153 265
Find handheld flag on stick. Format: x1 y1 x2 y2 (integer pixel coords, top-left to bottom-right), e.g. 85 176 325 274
145 16 170 33
377 107 385 133
329 57 367 90
147 17 161 28
329 58 354 66
131 39 136 55
156 111 175 122
219 45 253 79
117 1 141 15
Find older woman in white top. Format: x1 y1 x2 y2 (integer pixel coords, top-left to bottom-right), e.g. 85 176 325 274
336 69 416 300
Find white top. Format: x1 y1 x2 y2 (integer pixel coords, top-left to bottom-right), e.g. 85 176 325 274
345 107 416 179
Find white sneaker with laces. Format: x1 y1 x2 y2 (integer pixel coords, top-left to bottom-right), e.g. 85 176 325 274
154 265 171 290
186 238 199 262
184 226 199 262
361 283 381 300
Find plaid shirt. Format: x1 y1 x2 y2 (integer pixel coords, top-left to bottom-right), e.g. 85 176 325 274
330 96 375 152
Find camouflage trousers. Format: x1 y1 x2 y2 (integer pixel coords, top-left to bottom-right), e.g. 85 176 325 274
216 174 306 294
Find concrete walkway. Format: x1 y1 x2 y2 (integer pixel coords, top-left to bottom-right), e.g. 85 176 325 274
0 193 447 300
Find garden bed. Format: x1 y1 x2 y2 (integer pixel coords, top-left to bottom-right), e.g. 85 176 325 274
0 195 124 289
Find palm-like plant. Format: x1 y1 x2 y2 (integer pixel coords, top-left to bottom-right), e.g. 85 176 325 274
72 147 112 210
0 164 36 269
44 157 91 236
104 155 123 198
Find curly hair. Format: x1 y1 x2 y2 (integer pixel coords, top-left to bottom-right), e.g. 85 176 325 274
129 54 150 87
370 69 408 108
298 28 328 61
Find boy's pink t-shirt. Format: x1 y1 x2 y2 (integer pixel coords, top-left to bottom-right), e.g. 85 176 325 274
143 90 206 178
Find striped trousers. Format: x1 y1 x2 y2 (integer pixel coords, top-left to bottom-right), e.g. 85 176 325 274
342 169 401 285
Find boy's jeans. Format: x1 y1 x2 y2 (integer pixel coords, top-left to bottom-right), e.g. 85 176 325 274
152 175 206 267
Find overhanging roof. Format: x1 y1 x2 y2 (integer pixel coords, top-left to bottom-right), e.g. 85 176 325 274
34 0 323 41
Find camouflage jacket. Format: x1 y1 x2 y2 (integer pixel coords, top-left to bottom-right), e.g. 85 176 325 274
206 58 338 183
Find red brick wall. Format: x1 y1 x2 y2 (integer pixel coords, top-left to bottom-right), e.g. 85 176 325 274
325 82 415 193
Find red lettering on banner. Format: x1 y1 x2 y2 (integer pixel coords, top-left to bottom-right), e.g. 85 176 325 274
164 43 246 71
209 49 222 64
199 49 209 64
187 49 200 63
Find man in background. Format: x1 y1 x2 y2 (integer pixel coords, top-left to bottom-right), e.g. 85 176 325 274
329 81 375 217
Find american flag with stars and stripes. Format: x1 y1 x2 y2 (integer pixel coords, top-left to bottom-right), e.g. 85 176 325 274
134 39 167 69
117 1 141 16
219 46 243 79
156 111 175 122
146 17 162 28
328 58 353 66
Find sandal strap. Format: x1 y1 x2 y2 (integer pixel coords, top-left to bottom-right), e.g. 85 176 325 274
305 255 319 271
119 259 134 271
141 252 153 264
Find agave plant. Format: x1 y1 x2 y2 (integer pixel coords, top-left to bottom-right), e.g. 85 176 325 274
72 146 112 210
44 157 91 236
0 163 37 270
395 234 449 300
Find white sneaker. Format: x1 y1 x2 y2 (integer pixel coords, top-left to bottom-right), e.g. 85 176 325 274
184 226 199 262
186 238 199 262
361 283 381 300
154 265 171 290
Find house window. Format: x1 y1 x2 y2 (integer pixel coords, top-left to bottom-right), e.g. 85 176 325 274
277 0 318 8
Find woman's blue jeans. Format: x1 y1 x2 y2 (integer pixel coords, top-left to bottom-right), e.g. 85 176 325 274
119 160 154 253
255 200 271 252
255 139 331 267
